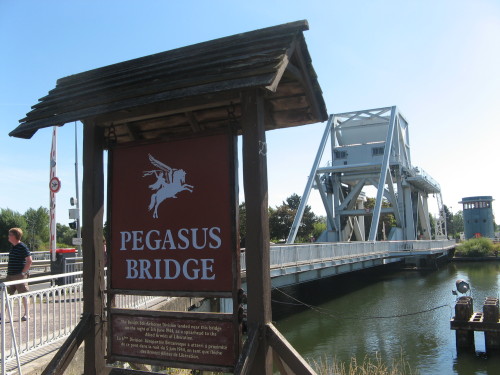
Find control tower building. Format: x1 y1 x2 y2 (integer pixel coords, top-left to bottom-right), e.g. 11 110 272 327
459 196 495 239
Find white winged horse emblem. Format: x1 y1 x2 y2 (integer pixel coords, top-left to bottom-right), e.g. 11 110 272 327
143 154 194 218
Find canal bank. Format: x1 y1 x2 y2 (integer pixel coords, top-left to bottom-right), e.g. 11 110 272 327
273 261 500 375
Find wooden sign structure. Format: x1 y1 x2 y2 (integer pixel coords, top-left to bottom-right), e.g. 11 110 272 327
107 132 241 372
10 20 328 375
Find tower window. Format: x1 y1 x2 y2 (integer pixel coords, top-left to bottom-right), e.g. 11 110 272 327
372 147 385 156
335 150 347 159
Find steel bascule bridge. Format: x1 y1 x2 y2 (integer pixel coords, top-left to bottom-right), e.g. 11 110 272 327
289 106 447 245
237 106 456 290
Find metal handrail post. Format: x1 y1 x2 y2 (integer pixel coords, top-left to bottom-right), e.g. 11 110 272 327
1 284 5 375
3 288 22 375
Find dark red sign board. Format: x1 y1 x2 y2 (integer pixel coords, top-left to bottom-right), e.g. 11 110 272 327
110 134 236 293
110 311 235 368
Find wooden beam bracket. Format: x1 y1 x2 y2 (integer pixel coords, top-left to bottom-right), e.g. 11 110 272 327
41 313 92 375
266 323 317 375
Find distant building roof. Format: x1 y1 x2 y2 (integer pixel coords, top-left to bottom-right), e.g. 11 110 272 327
10 20 328 142
459 196 494 204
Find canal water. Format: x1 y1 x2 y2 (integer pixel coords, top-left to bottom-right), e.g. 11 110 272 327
273 261 500 375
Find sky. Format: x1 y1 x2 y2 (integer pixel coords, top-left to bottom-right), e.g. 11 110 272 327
1 0 499 227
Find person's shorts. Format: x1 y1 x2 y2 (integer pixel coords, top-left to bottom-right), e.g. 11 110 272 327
5 273 29 294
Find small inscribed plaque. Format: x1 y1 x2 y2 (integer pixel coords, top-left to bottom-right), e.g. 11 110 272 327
110 312 235 368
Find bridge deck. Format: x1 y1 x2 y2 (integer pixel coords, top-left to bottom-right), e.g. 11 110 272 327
241 239 456 288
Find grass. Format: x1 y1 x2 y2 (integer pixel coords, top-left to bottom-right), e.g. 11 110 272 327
310 352 419 375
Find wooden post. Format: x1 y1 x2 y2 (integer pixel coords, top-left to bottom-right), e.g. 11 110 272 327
455 296 474 353
483 297 500 353
82 120 107 374
241 89 273 374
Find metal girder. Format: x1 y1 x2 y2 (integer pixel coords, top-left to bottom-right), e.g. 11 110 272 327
368 106 397 241
314 175 336 231
287 115 334 244
338 179 366 211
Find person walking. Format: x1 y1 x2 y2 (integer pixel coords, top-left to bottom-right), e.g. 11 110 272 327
4 228 32 321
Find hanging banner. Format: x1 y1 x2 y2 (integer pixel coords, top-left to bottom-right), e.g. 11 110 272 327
109 133 237 293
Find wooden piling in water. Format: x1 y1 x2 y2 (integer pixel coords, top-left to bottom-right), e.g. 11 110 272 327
451 296 500 355
454 296 475 353
483 297 500 353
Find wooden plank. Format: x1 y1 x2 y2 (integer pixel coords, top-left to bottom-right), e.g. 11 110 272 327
11 74 276 139
185 111 202 132
108 354 234 373
273 349 296 375
40 47 287 103
55 25 304 87
29 60 280 119
241 89 273 374
97 92 239 126
234 327 259 375
108 368 162 375
450 319 500 332
41 314 92 375
292 36 327 122
82 119 106 375
266 323 316 375
107 288 233 298
265 39 297 93
109 308 234 321
229 130 243 364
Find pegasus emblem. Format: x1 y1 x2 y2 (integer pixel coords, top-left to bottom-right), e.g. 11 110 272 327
143 154 194 218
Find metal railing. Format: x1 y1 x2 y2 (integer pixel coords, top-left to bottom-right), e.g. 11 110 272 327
0 251 51 263
0 272 167 375
241 240 455 271
62 257 83 284
0 261 52 278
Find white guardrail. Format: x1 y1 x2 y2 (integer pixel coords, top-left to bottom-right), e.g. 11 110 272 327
0 270 166 375
240 240 456 271
0 252 51 263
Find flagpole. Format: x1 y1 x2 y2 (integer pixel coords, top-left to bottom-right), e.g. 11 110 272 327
49 126 58 261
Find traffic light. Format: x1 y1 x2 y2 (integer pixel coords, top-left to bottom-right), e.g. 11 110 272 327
69 221 77 230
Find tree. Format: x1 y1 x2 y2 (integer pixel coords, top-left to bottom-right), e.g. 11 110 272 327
312 216 327 241
444 205 453 236
452 210 464 237
269 193 318 242
364 197 396 240
0 208 27 251
57 223 77 247
443 205 464 238
429 214 436 239
24 206 49 251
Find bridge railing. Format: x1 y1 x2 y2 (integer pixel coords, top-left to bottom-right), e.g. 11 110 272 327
240 239 455 271
0 271 167 375
0 251 51 263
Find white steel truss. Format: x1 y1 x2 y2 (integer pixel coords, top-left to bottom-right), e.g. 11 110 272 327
288 106 446 243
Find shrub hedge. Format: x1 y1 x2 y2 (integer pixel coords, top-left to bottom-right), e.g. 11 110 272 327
455 237 499 257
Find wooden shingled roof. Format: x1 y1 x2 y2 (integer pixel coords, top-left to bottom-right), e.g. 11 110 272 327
9 20 327 143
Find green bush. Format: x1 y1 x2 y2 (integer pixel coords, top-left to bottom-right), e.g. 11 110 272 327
455 237 495 257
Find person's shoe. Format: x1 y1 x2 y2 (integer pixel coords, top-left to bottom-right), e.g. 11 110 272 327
21 316 27 322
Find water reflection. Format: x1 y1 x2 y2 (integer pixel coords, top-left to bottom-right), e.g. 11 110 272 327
273 262 500 375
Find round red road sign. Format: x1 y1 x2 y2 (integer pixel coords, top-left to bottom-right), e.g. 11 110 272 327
49 176 61 193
